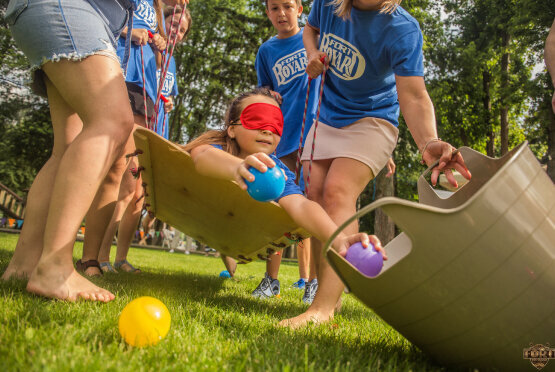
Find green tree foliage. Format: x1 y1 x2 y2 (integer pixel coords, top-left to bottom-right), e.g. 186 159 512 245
167 0 275 143
0 6 53 195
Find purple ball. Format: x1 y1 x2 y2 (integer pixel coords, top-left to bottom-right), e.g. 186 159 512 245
345 242 383 277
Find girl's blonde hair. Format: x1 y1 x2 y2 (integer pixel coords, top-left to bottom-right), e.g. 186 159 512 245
183 88 277 156
331 0 402 19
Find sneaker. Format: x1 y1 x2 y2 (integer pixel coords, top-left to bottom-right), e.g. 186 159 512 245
251 273 280 299
291 278 306 289
302 278 318 304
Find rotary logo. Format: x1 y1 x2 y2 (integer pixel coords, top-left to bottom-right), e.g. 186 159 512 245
272 49 308 86
135 0 158 30
320 33 365 81
157 70 175 96
523 343 555 370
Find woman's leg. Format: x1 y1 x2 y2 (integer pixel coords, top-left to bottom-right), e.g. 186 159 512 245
281 157 374 327
2 107 82 280
26 56 134 302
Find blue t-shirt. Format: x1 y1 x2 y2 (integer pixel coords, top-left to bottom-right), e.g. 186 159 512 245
255 28 321 158
116 0 159 101
211 145 303 201
152 57 178 139
307 0 424 127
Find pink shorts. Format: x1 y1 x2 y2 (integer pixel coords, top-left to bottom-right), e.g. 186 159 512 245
301 117 399 177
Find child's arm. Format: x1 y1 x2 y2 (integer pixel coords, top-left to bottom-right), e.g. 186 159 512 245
278 194 386 258
396 75 471 187
303 24 327 79
189 146 275 190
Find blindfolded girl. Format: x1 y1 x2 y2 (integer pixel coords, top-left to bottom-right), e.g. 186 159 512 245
184 87 387 324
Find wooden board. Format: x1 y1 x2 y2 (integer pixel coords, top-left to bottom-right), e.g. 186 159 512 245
133 128 309 262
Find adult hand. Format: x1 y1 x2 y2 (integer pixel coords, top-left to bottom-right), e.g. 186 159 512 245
422 140 472 187
235 153 276 190
333 233 387 260
306 52 327 79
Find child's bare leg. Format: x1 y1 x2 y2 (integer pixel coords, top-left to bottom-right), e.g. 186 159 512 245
221 255 237 277
97 140 136 264
266 251 282 279
81 145 133 276
2 112 82 280
114 169 143 271
280 158 373 327
26 56 133 302
297 238 310 280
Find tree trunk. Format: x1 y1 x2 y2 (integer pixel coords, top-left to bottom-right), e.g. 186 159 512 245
500 32 511 155
483 69 495 157
373 166 395 246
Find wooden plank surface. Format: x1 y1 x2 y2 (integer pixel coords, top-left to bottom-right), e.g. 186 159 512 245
134 128 309 262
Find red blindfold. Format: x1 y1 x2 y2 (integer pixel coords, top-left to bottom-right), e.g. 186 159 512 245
238 102 284 136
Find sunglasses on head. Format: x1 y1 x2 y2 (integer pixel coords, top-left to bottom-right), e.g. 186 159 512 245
230 102 284 136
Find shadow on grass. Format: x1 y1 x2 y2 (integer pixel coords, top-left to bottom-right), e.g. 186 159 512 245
94 270 441 370
0 244 440 371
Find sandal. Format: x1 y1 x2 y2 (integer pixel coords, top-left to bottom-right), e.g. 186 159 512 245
114 259 141 273
75 259 103 276
99 261 118 273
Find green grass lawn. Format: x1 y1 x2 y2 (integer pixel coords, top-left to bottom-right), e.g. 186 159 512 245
0 232 442 371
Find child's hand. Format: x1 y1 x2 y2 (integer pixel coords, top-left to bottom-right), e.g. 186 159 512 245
270 90 283 105
386 157 396 177
235 153 276 190
333 233 387 260
306 52 327 79
164 96 174 112
131 29 149 46
149 33 167 52
163 0 188 6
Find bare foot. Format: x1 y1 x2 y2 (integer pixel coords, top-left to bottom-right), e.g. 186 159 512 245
1 261 36 281
83 266 102 277
278 308 334 329
26 258 115 302
335 298 342 314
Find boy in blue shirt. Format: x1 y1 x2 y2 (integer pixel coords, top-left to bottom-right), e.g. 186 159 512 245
251 0 320 302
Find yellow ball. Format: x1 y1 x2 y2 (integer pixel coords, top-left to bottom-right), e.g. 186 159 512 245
118 296 171 347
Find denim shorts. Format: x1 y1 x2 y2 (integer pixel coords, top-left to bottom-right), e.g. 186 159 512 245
5 0 133 96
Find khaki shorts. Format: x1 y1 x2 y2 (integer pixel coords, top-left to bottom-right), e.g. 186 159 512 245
301 117 399 177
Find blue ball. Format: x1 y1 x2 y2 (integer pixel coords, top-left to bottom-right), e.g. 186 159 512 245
219 270 231 278
246 166 285 202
